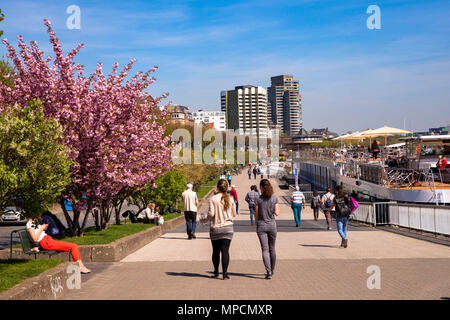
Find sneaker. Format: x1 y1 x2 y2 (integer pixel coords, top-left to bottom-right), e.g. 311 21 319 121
191 233 196 239
188 234 192 240
343 239 348 248
327 227 332 230
265 273 271 279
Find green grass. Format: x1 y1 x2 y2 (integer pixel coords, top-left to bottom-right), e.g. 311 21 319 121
197 186 214 200
0 259 64 293
57 223 156 245
163 213 182 221
203 177 219 187
12 215 183 248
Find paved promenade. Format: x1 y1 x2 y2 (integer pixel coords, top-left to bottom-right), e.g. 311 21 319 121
61 171 450 300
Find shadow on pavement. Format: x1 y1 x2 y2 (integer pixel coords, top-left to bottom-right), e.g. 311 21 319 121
299 244 339 248
160 236 210 240
166 271 265 280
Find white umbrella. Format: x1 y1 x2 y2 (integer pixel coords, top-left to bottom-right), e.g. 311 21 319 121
361 126 411 144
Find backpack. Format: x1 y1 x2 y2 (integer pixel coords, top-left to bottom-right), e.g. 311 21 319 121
322 194 333 210
335 195 351 217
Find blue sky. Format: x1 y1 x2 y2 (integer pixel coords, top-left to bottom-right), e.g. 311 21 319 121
1 0 449 133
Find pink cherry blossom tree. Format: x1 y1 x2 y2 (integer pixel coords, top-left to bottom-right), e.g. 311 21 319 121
0 19 172 235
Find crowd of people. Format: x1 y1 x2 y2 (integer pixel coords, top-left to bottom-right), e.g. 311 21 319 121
247 162 271 180
24 165 357 280
190 166 357 281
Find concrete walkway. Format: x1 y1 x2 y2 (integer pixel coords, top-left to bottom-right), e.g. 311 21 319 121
61 171 450 300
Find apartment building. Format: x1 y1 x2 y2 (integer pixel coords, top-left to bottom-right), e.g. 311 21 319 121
267 75 302 136
192 110 226 131
221 85 268 137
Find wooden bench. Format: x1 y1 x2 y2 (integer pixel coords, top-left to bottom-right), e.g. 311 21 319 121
10 228 70 260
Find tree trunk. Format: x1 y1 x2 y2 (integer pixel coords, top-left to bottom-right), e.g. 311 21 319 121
92 207 101 231
114 199 124 225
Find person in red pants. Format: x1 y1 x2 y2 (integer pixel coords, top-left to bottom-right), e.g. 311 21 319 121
26 218 91 274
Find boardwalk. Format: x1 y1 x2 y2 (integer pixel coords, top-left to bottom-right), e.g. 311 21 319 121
61 171 450 300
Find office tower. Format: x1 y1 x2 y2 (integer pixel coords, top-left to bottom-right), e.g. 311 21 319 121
221 85 268 137
267 75 302 136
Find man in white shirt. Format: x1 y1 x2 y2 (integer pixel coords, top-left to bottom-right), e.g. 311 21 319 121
182 183 199 239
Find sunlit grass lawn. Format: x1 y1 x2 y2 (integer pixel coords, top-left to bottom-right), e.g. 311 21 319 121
57 213 183 245
0 259 64 293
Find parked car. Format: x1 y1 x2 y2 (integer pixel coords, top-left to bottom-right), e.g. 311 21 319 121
1 206 24 222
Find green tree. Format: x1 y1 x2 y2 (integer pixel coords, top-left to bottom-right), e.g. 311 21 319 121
0 58 15 88
0 9 4 38
131 169 186 212
0 101 71 217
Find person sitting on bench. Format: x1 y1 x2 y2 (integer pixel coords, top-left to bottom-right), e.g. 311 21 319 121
26 218 91 274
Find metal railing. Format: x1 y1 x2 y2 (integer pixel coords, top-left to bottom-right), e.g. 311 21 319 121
350 201 450 235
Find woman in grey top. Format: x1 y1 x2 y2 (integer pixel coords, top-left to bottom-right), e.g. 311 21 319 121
255 179 279 279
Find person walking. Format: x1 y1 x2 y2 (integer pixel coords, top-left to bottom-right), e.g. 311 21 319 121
200 179 237 279
255 179 279 279
259 166 265 179
182 183 199 240
320 187 335 230
290 186 305 227
311 190 321 221
253 166 258 179
247 166 252 180
330 186 351 248
230 185 239 214
227 171 232 186
245 185 259 225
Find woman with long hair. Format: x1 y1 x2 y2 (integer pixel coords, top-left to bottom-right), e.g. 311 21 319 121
255 179 279 279
201 179 237 280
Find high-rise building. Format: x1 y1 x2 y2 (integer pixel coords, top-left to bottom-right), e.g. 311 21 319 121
192 110 226 131
221 85 268 137
267 75 302 136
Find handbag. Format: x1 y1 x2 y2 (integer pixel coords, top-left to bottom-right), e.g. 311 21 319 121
349 196 359 213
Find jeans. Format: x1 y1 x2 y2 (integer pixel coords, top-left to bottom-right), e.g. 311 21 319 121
313 207 319 220
257 222 277 275
336 216 349 240
184 211 197 235
249 204 255 225
235 201 239 214
211 239 231 275
291 204 302 226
